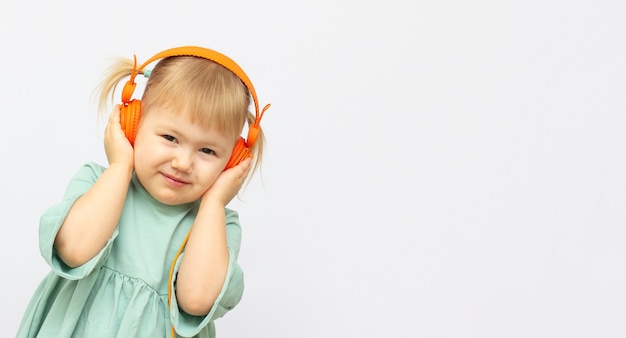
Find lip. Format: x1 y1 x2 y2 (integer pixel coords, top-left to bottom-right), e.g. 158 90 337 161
161 172 189 188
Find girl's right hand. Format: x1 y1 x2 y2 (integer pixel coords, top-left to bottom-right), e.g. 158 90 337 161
104 105 134 170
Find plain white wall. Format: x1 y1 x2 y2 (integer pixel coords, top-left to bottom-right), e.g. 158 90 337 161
2 0 626 337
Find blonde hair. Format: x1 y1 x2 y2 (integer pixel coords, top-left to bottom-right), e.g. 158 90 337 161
96 54 265 176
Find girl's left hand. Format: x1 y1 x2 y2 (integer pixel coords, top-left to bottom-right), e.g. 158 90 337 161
201 158 252 206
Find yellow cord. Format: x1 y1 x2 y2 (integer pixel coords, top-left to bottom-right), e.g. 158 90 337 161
168 230 191 337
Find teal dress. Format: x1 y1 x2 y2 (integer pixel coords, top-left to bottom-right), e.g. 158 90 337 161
17 162 245 337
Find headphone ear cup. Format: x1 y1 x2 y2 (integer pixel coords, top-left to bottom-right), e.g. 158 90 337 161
120 100 142 145
225 137 251 170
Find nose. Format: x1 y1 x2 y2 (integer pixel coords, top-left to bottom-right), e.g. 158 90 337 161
171 149 193 173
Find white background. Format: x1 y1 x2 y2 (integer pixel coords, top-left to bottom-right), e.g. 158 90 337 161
2 0 625 337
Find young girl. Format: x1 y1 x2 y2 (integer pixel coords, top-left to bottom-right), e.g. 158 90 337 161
16 46 269 337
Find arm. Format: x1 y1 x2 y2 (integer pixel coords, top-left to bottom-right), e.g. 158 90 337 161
175 158 252 316
54 106 134 268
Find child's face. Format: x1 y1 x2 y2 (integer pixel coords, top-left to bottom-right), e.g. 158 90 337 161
132 106 237 205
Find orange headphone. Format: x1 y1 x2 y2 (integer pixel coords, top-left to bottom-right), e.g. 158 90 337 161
119 46 270 169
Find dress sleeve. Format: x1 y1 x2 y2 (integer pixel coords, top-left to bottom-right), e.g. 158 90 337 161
38 162 120 280
169 208 245 337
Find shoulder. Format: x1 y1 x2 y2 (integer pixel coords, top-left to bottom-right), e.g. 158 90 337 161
82 161 107 174
71 161 107 179
61 162 108 195
225 208 240 222
225 207 238 216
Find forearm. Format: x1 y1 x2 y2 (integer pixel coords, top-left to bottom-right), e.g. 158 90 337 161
54 163 133 267
176 199 230 316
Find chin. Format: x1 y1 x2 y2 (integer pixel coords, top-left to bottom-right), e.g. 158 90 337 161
150 191 189 206
159 196 196 206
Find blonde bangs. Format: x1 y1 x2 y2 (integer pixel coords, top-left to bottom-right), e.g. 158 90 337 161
141 56 250 138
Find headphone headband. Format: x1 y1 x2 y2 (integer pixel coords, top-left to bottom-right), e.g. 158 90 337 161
122 46 270 146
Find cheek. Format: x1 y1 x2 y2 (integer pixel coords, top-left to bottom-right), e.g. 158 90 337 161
132 141 149 162
196 165 223 187
133 139 166 168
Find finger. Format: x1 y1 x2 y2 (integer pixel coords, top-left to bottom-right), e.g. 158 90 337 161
234 158 252 179
242 158 253 175
108 105 121 124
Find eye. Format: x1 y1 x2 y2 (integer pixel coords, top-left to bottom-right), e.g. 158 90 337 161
162 135 177 142
200 148 216 156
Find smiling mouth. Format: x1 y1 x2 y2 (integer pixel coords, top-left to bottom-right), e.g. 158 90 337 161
161 173 189 188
